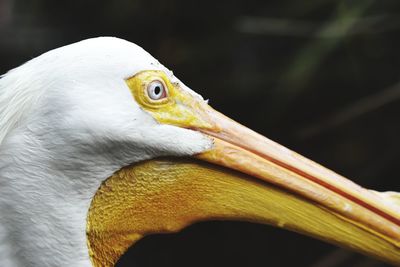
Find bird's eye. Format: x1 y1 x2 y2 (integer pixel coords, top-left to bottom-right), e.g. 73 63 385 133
147 80 167 101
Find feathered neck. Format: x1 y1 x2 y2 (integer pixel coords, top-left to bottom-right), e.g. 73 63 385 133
0 59 48 146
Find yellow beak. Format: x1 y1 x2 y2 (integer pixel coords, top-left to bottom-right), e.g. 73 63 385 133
87 72 400 266
193 105 400 264
198 106 400 238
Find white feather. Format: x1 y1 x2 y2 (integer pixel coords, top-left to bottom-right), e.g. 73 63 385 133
0 37 212 267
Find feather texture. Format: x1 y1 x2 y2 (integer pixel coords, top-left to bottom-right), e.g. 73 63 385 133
0 37 212 267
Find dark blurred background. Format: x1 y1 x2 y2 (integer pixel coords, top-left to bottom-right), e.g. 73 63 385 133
1 0 400 266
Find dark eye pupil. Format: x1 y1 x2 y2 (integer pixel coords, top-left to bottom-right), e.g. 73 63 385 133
154 86 161 95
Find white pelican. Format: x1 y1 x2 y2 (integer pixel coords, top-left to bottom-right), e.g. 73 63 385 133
0 37 399 267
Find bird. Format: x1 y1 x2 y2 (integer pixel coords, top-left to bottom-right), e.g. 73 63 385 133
0 37 399 267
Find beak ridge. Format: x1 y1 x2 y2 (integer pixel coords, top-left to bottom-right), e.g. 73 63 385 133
195 107 400 246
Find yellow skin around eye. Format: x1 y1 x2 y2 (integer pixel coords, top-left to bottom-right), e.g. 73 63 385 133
125 70 218 130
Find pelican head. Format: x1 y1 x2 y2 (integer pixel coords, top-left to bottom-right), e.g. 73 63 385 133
0 37 399 267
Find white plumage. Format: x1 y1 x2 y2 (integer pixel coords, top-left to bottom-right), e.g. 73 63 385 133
0 37 212 267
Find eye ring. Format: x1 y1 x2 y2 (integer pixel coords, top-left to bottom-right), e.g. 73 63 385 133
146 80 167 101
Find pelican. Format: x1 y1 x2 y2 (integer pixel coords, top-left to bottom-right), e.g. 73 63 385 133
0 37 399 267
